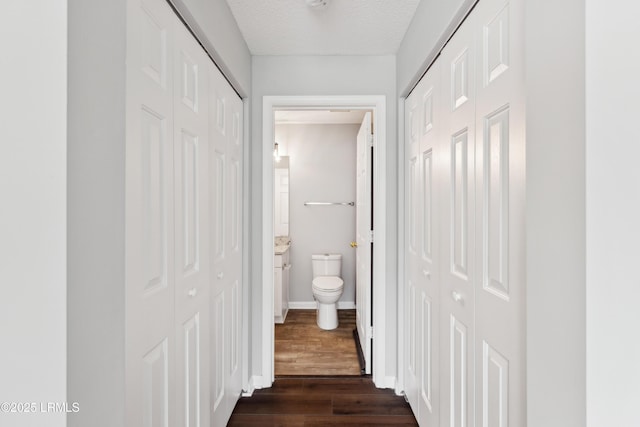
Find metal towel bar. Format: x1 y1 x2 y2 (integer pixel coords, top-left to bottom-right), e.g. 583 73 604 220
304 201 355 206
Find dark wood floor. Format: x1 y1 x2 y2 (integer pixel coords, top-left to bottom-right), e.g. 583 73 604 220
228 377 418 426
275 309 361 376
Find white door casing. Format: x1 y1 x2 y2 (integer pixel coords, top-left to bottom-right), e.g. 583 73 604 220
261 96 388 388
355 112 373 375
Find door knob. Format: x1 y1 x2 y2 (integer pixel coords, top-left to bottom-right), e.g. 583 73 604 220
350 241 358 248
451 291 463 303
188 288 197 297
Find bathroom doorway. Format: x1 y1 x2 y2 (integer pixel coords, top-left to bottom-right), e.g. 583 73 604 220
261 95 388 385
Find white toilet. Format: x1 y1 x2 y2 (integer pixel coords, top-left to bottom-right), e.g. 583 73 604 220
311 254 344 330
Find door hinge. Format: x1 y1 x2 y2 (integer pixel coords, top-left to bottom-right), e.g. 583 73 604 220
367 326 374 339
369 230 374 243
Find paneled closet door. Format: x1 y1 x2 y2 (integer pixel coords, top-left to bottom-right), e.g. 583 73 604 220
405 85 421 414
173 18 210 427
125 0 176 425
405 59 442 427
209 65 243 427
439 14 477 427
473 0 526 425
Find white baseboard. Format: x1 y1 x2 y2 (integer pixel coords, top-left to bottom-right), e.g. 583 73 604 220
288 301 356 310
377 375 396 390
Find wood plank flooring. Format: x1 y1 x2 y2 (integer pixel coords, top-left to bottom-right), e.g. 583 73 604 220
228 377 418 426
275 309 361 376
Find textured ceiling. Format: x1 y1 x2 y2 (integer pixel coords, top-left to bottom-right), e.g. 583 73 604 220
225 0 421 55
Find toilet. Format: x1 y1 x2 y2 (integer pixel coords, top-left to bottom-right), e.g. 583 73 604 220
311 254 344 330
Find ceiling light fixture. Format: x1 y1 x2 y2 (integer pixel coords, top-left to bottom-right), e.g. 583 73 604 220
274 143 281 162
305 0 330 10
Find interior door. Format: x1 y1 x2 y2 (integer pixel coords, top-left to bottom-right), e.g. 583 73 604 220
355 111 373 374
405 58 442 426
173 17 210 427
209 65 243 427
439 15 477 427
125 0 176 424
473 0 526 424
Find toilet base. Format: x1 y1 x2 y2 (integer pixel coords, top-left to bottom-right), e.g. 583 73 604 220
316 302 338 330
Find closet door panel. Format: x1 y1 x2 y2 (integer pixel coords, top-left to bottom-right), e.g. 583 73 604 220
209 65 244 426
126 0 176 425
405 59 442 427
474 0 526 425
439 13 476 427
405 85 421 415
173 18 210 427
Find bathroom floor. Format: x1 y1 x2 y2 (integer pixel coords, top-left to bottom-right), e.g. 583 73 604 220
275 309 361 376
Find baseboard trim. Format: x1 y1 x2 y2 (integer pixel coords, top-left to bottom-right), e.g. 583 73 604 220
288 301 356 310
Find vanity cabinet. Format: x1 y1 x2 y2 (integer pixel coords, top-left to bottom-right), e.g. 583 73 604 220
274 249 290 323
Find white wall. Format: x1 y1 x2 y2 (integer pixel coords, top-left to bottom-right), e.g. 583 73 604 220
171 0 251 96
525 0 586 425
67 1 127 426
586 1 640 425
396 0 475 95
275 124 359 305
0 2 68 426
251 55 398 379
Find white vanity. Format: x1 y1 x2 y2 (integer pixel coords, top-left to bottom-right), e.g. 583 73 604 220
274 236 291 323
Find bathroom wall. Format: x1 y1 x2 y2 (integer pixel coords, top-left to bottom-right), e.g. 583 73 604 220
275 123 359 306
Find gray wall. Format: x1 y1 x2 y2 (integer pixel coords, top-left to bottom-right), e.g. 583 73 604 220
396 0 475 95
525 0 586 425
275 124 359 305
586 1 640 425
171 0 252 96
0 2 68 426
251 55 398 378
67 1 127 426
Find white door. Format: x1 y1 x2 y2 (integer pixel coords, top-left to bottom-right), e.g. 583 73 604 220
405 58 442 426
404 1 524 425
439 14 477 427
209 66 244 426
173 18 210 427
125 0 176 424
473 0 526 424
355 112 373 374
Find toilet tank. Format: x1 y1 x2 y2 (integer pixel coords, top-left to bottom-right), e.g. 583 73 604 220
311 254 342 277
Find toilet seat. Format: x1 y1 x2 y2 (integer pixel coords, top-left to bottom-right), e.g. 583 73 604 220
312 276 344 291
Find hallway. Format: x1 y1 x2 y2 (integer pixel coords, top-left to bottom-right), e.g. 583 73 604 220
228 377 417 426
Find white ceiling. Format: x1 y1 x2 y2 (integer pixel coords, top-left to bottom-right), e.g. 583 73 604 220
275 109 368 124
225 0 421 55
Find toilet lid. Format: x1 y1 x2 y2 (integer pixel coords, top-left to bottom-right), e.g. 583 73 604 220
312 276 344 291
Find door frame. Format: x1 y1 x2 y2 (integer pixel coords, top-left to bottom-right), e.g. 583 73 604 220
261 95 387 386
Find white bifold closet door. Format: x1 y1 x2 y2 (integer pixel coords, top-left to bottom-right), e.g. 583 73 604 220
405 0 525 425
125 0 243 426
405 57 442 426
209 54 244 427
